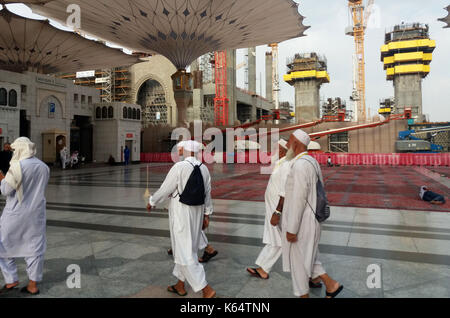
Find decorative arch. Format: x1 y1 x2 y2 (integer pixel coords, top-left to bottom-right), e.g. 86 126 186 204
39 95 63 119
123 107 128 119
102 106 108 118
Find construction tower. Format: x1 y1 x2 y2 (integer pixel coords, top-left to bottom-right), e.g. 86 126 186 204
284 53 330 122
381 23 435 121
214 51 229 126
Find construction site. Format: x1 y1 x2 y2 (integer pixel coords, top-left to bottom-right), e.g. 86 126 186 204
0 0 449 300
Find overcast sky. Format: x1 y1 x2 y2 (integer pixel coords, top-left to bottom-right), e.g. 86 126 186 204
5 1 450 122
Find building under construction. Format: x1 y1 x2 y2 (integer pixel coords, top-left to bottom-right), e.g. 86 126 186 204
381 23 435 121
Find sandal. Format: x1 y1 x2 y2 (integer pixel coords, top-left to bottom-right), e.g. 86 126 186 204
20 286 40 295
246 267 269 280
326 285 344 298
309 279 323 289
167 285 187 297
0 284 18 295
199 250 218 263
167 248 173 256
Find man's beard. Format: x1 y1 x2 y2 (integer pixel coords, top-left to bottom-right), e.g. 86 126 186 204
285 148 295 161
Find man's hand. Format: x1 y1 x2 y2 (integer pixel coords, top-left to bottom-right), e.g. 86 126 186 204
202 215 210 230
270 213 280 226
286 232 297 243
146 203 152 213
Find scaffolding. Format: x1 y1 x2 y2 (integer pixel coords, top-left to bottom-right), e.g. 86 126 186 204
286 53 328 73
199 52 215 85
137 79 168 127
58 67 132 103
214 51 229 126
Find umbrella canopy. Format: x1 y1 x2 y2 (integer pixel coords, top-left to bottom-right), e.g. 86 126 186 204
438 5 450 28
29 0 309 69
0 8 141 74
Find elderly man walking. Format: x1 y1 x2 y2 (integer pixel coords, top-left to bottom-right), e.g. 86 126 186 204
246 139 289 279
0 137 50 296
147 140 216 298
282 130 343 298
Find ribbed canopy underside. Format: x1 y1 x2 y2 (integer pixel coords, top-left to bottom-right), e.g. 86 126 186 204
0 8 141 74
30 0 309 69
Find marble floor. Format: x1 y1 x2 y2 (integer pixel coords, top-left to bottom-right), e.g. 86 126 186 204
0 164 449 298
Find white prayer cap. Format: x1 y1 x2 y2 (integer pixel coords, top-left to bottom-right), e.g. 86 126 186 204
292 129 311 147
278 139 288 150
184 140 200 153
177 140 186 149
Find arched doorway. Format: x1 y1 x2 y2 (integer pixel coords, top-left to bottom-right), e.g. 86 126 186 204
137 79 168 126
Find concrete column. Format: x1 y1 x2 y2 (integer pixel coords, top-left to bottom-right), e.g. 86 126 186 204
394 74 422 120
294 80 321 122
226 49 237 125
248 47 256 94
265 52 273 102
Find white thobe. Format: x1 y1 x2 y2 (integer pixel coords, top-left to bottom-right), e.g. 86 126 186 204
150 156 213 292
255 157 290 273
282 153 326 297
0 157 49 283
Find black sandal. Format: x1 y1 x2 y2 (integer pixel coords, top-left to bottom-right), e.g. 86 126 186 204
246 267 269 280
167 285 187 296
326 285 343 298
0 284 18 295
20 286 40 295
309 279 323 288
167 248 173 256
199 250 218 263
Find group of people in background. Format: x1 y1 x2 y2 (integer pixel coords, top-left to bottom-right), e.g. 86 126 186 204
0 132 446 297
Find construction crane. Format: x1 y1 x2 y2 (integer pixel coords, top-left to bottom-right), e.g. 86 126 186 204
346 0 375 123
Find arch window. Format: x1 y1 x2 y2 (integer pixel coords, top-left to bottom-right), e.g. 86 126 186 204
0 88 7 106
8 90 17 107
108 106 114 118
132 108 137 119
137 109 141 120
123 107 128 119
127 107 132 119
96 107 101 119
102 106 108 118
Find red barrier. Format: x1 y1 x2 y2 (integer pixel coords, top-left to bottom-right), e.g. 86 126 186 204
140 152 450 166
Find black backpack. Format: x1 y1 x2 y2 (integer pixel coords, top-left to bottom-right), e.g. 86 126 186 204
301 157 330 223
179 162 206 206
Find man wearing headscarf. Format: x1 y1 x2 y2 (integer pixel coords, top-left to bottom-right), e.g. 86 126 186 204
0 137 50 295
147 140 216 298
282 130 343 298
246 139 289 279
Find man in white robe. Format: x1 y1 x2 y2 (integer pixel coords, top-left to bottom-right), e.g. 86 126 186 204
0 137 50 295
147 140 216 298
167 141 218 263
282 130 343 298
246 139 289 279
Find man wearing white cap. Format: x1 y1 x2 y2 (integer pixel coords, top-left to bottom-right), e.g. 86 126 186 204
282 130 343 298
246 139 289 279
147 140 216 298
168 140 218 263
0 137 50 296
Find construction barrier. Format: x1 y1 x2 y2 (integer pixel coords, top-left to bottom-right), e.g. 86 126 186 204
140 152 450 166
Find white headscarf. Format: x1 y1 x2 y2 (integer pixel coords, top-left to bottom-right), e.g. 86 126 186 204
4 137 37 204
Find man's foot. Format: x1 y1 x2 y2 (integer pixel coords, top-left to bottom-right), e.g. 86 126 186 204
20 286 40 296
202 285 216 298
0 282 19 295
246 267 269 279
309 277 323 288
199 250 218 263
325 283 344 298
167 285 187 296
